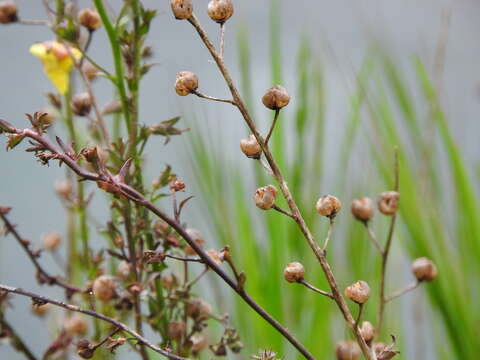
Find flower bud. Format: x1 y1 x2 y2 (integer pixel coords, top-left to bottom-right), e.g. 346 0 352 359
92 275 117 302
344 280 371 304
54 179 73 199
411 257 437 282
78 347 94 359
168 321 186 340
262 85 290 110
378 191 399 215
336 340 361 360
31 303 51 317
82 62 99 82
42 232 62 251
72 92 92 116
316 195 341 218
78 8 101 31
351 197 374 222
254 185 277 210
207 0 234 24
240 134 262 159
117 260 131 280
360 321 375 343
175 71 198 96
65 315 88 335
39 108 56 127
170 0 193 20
283 262 305 283
0 2 17 24
185 228 205 256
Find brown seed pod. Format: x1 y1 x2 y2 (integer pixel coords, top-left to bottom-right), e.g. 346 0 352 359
175 71 198 96
254 185 277 210
351 197 374 222
207 0 234 23
185 299 212 319
42 232 62 251
185 228 205 256
262 85 290 110
54 179 73 199
378 191 399 215
336 340 361 360
116 260 131 280
92 275 117 302
78 8 101 31
283 262 305 283
344 280 371 304
31 303 51 317
360 321 375 343
240 134 262 159
411 257 437 282
167 321 186 340
0 2 17 24
316 195 341 218
72 92 92 116
82 62 99 82
170 0 193 20
64 315 88 335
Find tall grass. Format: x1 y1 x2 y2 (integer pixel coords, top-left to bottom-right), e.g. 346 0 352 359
182 10 479 360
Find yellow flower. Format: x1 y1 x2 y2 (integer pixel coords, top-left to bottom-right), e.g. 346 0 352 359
30 41 82 94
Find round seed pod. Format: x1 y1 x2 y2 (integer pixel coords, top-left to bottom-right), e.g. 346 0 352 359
42 232 62 251
254 185 277 210
240 134 262 159
92 275 117 302
167 321 186 340
31 303 51 317
378 191 399 215
64 315 88 335
0 2 17 24
283 262 305 283
412 257 437 282
360 321 375 343
185 299 212 319
170 0 193 20
54 179 73 199
336 340 361 360
78 8 101 31
262 85 290 110
316 195 341 218
175 71 198 96
185 228 205 256
344 280 371 304
351 197 374 222
207 0 234 23
72 92 92 116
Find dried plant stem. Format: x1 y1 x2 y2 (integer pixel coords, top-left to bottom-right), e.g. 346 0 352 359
0 310 37 360
186 13 374 359
364 222 383 255
0 210 81 294
377 150 400 336
322 218 334 251
18 19 50 26
385 281 420 303
272 204 296 220
0 284 185 360
192 90 236 105
265 109 280 145
355 304 364 328
219 22 226 59
299 279 334 299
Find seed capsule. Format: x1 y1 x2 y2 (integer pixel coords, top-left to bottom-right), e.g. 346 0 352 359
170 0 193 20
65 315 88 335
283 262 305 283
78 8 101 31
175 71 198 96
31 303 51 316
240 134 262 159
185 228 205 256
336 340 361 360
42 232 62 251
72 92 92 116
0 2 17 24
360 321 375 343
92 275 117 302
345 280 371 304
168 321 186 340
316 195 341 218
378 191 399 215
254 185 277 210
207 0 234 23
262 85 290 110
351 197 374 222
412 257 437 282
185 299 212 319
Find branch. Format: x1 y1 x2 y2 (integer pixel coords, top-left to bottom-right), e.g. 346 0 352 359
185 13 374 360
272 204 296 220
299 279 334 299
0 284 185 360
385 281 420 303
0 208 82 295
265 109 280 145
322 217 334 251
191 90 236 105
364 222 383 255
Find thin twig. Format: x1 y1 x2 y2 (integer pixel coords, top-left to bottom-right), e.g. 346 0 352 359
0 284 185 360
355 303 364 329
364 222 384 255
265 109 280 145
257 158 274 176
165 254 204 264
299 279 334 299
272 204 296 220
186 266 209 290
192 90 236 105
219 22 226 59
385 281 420 303
0 209 82 295
322 217 334 251
18 19 50 26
